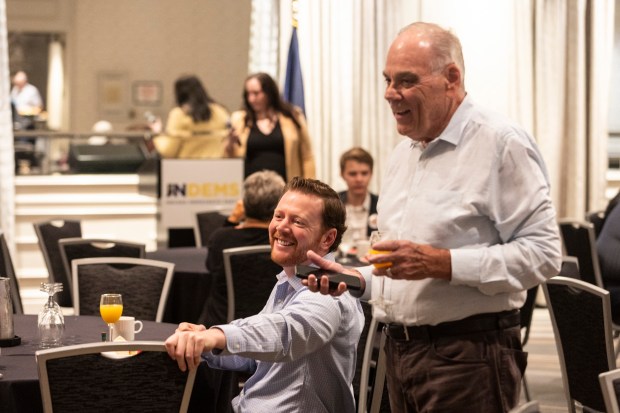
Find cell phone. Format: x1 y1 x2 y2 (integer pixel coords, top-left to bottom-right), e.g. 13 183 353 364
295 264 362 292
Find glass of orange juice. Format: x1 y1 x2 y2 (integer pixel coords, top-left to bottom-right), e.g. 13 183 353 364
100 294 123 342
368 231 394 317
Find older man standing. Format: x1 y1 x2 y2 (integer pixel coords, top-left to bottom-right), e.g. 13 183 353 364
307 22 562 412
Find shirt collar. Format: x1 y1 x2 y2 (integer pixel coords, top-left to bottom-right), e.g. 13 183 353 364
410 94 473 150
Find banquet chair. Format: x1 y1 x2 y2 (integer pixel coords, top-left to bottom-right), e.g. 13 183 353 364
543 276 616 413
357 315 389 413
0 231 23 314
599 367 620 413
222 245 280 322
72 257 174 322
559 256 581 280
59 237 145 292
558 220 603 287
195 211 227 247
33 219 82 307
586 210 606 239
36 341 196 413
519 285 539 401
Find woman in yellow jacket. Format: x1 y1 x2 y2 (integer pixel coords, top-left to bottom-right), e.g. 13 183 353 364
155 75 230 158
225 72 315 181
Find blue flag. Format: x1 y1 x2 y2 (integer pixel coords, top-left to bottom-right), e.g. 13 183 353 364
283 27 305 115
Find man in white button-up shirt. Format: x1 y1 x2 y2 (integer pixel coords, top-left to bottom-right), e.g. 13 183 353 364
166 177 364 413
306 22 562 412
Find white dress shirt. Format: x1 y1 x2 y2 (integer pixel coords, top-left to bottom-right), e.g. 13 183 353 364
361 95 562 326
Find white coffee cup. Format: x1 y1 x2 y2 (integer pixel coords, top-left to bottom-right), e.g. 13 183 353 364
112 316 143 341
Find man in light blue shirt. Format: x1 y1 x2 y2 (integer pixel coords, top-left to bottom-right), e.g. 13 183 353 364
166 177 364 413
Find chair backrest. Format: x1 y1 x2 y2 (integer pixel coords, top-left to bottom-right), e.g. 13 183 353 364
33 219 82 307
0 231 23 314
586 210 606 239
195 211 227 247
72 257 174 322
59 237 146 292
357 315 389 413
508 400 541 413
222 245 280 322
543 276 616 412
36 341 196 413
599 368 620 413
559 256 580 280
519 285 539 347
558 220 603 287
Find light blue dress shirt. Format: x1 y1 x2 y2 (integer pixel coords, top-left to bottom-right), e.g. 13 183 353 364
204 254 364 413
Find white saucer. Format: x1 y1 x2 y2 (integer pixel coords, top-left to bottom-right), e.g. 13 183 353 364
100 350 141 360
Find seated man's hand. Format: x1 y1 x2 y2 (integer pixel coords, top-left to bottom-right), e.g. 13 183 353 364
304 250 364 296
165 323 224 371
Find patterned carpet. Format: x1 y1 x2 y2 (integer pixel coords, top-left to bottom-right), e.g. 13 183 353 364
521 308 568 412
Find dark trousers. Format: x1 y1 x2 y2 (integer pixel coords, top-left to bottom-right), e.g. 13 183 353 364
384 323 526 413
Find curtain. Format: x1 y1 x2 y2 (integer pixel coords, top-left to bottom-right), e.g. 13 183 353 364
0 0 15 253
534 0 615 219
46 39 64 131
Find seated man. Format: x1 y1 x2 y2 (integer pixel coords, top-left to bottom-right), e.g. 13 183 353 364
166 177 364 413
338 147 378 253
199 170 286 327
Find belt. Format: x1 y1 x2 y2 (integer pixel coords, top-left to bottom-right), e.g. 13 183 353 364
383 310 521 342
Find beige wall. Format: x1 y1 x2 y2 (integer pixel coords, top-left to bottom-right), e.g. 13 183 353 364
8 0 251 131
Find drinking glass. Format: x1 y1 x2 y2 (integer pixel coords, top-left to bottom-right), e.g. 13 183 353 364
38 282 65 348
368 231 394 317
100 294 123 342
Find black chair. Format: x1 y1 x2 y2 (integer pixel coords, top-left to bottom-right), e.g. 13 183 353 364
543 276 616 413
33 219 82 307
0 231 23 314
195 211 228 248
36 341 196 413
519 285 539 401
59 237 146 296
222 245 280 322
72 257 174 322
599 367 620 413
558 220 603 287
559 256 580 280
586 210 606 239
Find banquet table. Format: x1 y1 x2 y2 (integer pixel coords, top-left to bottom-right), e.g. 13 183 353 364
146 246 210 324
0 315 205 413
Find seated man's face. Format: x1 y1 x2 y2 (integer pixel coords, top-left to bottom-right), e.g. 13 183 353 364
341 160 372 198
269 190 335 269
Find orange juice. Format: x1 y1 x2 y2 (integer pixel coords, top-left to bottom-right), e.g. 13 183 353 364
368 249 392 269
100 304 123 324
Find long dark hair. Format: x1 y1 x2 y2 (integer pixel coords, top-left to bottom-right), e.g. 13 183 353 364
242 72 301 129
174 75 214 122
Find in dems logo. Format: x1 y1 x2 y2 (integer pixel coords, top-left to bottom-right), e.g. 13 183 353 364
165 182 240 204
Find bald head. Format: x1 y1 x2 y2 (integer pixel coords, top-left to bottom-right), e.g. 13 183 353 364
396 22 465 86
12 71 28 88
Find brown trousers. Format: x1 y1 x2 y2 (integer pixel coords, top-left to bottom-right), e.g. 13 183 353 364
384 325 526 413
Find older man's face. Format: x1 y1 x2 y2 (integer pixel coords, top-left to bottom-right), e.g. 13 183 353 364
269 190 334 269
383 32 454 143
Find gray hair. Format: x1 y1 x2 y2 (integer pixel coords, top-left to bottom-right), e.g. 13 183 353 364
399 22 465 80
243 170 286 221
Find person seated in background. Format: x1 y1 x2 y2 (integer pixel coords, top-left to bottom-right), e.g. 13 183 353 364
337 147 378 257
199 170 286 327
166 177 364 413
597 201 620 321
153 74 230 158
225 72 316 181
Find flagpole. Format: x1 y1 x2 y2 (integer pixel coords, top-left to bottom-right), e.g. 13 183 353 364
291 0 299 28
